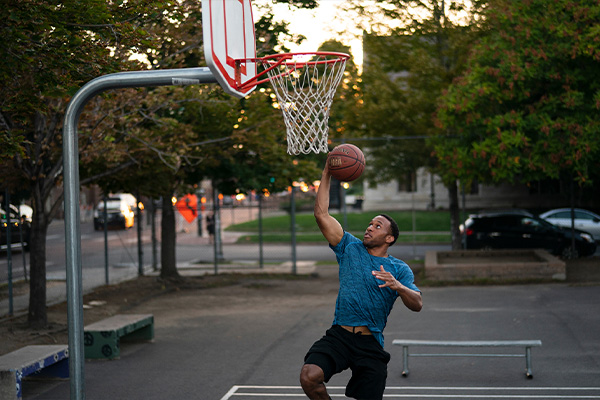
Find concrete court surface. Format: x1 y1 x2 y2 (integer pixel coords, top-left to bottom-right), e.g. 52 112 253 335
23 265 600 400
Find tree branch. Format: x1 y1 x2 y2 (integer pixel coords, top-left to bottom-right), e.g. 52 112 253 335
80 159 138 186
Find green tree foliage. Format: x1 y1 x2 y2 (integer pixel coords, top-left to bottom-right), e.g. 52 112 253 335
0 0 174 327
352 0 486 248
79 0 321 280
433 0 600 188
356 1 485 186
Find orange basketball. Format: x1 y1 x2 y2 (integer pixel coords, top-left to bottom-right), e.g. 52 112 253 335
327 144 365 182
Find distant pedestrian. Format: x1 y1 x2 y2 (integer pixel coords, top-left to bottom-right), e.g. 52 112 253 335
206 213 215 244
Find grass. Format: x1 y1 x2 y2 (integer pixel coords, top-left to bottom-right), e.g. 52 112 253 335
227 210 451 244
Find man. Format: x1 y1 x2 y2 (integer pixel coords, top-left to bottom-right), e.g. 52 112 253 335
300 163 422 400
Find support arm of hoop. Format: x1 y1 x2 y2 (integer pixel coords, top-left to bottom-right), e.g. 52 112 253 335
235 55 294 91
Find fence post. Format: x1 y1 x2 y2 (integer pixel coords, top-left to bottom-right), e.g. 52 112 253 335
290 186 297 275
137 194 143 276
103 197 109 285
4 189 13 315
259 194 264 269
151 199 158 271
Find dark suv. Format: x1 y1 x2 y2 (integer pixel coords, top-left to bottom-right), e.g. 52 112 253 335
461 210 597 258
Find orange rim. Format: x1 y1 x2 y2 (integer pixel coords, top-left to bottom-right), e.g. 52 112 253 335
235 52 350 90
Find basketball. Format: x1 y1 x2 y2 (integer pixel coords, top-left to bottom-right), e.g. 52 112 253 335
327 144 365 182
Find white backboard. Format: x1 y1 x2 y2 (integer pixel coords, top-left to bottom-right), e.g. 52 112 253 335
202 0 257 98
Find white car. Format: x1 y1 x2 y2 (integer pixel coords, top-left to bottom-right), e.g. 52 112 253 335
18 204 33 222
540 208 600 241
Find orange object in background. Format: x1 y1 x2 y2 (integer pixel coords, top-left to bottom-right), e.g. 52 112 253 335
175 194 198 223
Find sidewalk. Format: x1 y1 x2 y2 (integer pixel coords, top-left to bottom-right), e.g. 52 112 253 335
0 228 315 319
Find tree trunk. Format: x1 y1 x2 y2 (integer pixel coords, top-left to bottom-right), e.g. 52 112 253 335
22 107 64 328
448 180 462 250
28 192 48 328
160 194 180 279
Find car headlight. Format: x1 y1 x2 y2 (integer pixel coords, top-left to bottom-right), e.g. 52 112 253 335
580 233 593 243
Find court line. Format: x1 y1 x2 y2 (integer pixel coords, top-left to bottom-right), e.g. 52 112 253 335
221 386 600 400
231 386 600 391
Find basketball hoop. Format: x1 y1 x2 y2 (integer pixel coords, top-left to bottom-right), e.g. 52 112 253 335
236 52 351 155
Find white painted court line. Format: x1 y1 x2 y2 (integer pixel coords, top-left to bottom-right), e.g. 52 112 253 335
220 386 600 400
384 387 600 391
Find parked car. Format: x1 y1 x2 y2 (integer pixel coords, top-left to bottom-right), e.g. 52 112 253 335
460 210 597 258
93 197 135 230
539 208 600 242
1 204 31 251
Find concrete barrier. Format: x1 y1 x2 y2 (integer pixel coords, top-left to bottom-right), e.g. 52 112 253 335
424 249 566 282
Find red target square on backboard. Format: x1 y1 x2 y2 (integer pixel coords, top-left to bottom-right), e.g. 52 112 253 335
202 0 257 98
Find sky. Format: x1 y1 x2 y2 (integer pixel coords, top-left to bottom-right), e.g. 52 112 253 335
268 1 365 67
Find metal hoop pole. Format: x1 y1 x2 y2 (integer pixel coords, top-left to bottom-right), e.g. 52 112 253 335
62 67 217 400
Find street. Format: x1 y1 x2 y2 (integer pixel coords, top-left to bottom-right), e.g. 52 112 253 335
1 211 451 286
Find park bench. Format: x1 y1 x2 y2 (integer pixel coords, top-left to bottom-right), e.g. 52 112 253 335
0 345 69 400
392 339 542 378
84 314 154 359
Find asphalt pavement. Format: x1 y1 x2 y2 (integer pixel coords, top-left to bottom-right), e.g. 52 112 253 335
4 218 600 399
20 265 600 399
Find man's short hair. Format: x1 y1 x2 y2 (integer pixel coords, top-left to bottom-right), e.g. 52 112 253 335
380 214 399 246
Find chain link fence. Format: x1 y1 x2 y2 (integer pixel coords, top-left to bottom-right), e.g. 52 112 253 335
1 192 309 317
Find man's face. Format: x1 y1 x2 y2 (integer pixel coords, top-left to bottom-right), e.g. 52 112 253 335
363 215 393 248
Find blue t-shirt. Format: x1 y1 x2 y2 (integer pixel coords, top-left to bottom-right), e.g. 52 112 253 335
330 232 420 347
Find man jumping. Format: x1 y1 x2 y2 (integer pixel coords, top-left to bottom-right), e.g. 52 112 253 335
300 162 422 400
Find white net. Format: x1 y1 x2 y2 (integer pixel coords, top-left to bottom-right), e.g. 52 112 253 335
259 53 349 155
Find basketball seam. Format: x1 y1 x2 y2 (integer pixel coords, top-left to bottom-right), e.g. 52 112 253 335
347 164 362 180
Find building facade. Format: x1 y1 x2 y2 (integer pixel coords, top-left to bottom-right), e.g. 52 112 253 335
362 167 574 213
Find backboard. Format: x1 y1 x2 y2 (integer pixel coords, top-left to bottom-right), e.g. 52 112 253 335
202 0 257 98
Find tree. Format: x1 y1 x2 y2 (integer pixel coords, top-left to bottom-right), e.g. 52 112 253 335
352 0 486 249
0 0 184 327
1 0 322 325
79 0 322 280
433 0 600 200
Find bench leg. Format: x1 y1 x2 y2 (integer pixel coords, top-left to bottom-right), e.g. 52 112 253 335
84 331 120 359
0 371 19 400
402 346 410 377
525 346 533 379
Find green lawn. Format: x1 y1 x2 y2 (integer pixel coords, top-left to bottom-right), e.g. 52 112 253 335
228 211 451 243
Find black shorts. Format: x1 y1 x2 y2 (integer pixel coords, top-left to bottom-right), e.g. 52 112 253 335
304 325 391 400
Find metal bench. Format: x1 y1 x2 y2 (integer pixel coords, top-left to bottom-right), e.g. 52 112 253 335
392 339 542 378
84 314 154 359
0 345 69 400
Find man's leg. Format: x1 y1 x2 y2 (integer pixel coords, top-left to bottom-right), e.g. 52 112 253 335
300 364 331 400
345 347 390 400
302 327 351 399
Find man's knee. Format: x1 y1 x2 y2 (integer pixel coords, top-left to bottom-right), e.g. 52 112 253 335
300 364 324 389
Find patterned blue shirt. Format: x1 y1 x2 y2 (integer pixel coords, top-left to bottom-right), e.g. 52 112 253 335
330 232 420 347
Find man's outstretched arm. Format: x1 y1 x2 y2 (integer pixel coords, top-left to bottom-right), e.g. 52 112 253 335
314 163 343 247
